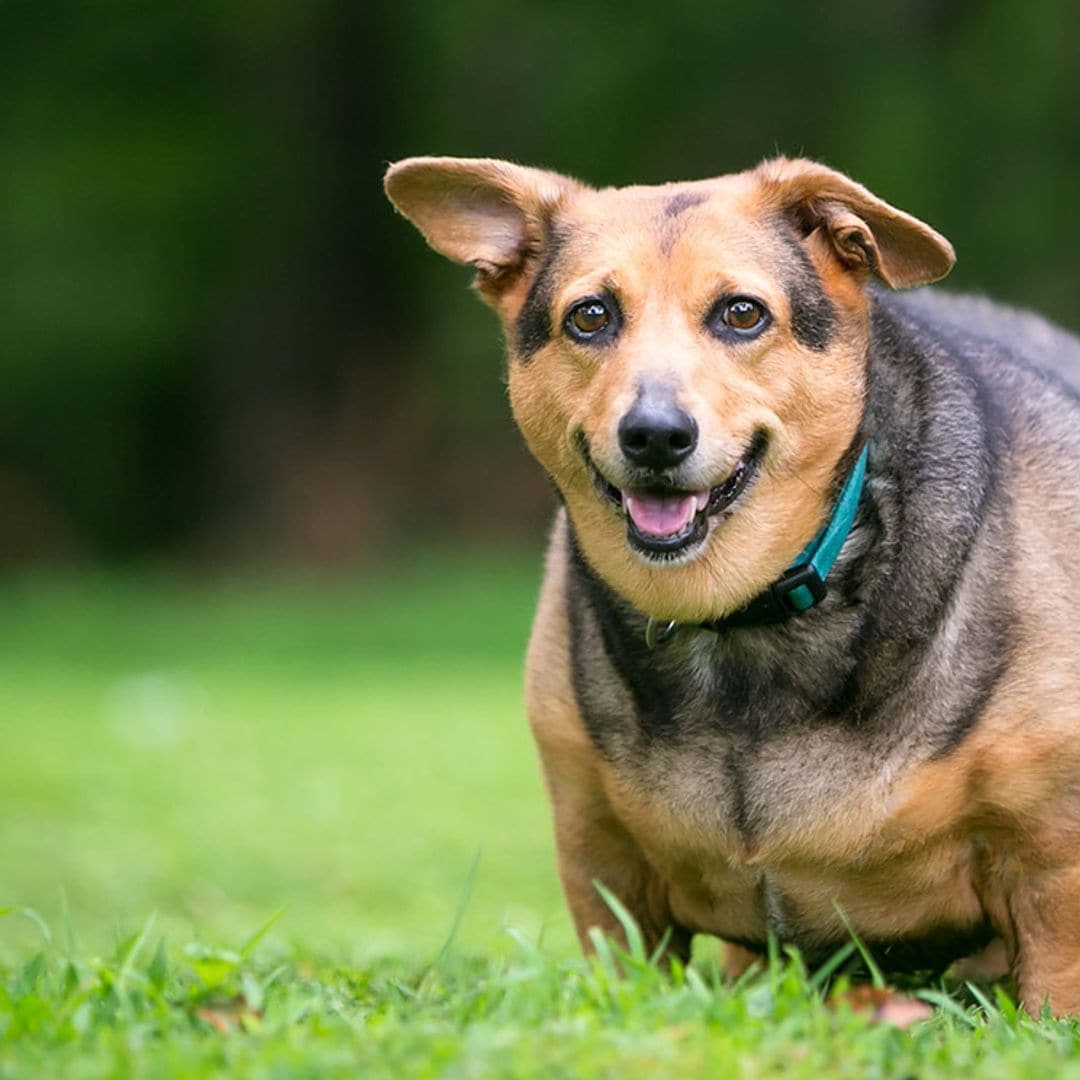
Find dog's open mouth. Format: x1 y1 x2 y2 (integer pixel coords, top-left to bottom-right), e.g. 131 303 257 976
585 431 767 560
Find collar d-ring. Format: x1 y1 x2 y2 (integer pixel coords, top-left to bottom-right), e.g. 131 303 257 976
645 617 678 649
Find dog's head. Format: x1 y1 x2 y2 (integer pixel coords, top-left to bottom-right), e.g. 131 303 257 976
384 157 953 621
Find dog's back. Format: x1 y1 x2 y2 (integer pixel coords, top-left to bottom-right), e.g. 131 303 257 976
897 288 1080 392
887 289 1080 529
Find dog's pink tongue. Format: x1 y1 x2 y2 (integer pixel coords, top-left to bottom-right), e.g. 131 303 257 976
623 491 699 538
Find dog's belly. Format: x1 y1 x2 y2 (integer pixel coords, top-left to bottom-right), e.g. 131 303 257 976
603 738 991 971
661 845 991 972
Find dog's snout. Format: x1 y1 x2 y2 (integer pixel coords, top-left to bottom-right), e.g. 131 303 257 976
618 396 698 470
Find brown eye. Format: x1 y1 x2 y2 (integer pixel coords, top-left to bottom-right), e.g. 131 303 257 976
567 300 611 338
723 298 766 332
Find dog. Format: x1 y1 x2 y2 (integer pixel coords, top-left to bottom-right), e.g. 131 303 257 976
384 155 1080 1013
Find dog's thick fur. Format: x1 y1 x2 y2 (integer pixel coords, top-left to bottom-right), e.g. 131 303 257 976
384 156 1080 1013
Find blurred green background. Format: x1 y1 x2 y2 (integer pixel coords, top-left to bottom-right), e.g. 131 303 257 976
3 0 1079 564
1 1 1078 963
0 558 570 963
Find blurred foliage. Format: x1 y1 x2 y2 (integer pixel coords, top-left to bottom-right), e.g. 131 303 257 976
2 1 1078 562
0 554 560 962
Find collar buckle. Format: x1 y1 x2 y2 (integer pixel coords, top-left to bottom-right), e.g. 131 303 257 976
768 562 828 617
715 561 828 630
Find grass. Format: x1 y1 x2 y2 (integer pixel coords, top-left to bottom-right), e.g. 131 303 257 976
2 550 1080 1076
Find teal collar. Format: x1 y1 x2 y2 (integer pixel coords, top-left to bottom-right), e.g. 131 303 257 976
645 442 870 647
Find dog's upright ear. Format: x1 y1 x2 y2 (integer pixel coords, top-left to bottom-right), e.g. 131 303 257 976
755 157 955 289
384 157 583 299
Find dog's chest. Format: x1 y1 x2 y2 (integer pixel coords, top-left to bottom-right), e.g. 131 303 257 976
574 623 904 849
571 589 991 952
608 714 902 862
601 725 985 956
580 632 989 955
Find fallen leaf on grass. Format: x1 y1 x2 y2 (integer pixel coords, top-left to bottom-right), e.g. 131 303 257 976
196 995 262 1034
830 985 933 1028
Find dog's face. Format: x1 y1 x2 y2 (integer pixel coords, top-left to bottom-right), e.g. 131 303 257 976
385 157 954 620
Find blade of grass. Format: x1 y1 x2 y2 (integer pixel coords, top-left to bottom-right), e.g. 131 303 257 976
15 952 46 996
148 938 168 993
918 988 980 1028
430 848 482 974
965 980 1000 1017
239 907 287 960
505 926 542 963
21 907 52 947
832 902 885 989
117 912 157 992
648 926 673 969
593 880 646 964
59 888 76 957
808 941 858 991
684 964 711 1000
587 926 619 984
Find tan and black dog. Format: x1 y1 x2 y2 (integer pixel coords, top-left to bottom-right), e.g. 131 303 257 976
384 156 1080 1013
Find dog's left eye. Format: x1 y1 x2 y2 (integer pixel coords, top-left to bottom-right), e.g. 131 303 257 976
566 299 611 339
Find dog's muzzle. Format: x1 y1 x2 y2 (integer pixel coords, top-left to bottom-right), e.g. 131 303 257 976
582 429 768 561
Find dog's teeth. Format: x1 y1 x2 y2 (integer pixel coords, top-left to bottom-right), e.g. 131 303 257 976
694 491 710 512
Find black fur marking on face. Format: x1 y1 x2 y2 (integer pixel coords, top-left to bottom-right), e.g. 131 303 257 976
664 191 707 219
658 191 708 255
514 225 568 361
777 228 838 352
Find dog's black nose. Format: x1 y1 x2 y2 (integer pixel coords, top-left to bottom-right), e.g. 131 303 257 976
618 397 698 470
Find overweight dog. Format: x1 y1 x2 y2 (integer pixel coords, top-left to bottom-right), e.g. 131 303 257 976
384 156 1080 1013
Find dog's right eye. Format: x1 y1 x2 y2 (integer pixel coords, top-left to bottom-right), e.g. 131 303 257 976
705 294 772 342
566 299 611 340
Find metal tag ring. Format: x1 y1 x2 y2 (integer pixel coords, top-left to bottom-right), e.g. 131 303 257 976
644 617 678 649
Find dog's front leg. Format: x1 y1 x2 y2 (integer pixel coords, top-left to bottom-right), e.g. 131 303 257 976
1009 862 1080 1016
525 531 689 964
540 744 690 964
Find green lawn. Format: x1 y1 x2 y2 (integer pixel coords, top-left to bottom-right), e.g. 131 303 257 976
3 553 1080 1076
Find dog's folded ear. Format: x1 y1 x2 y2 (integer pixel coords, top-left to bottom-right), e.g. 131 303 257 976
384 157 583 293
756 158 955 289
